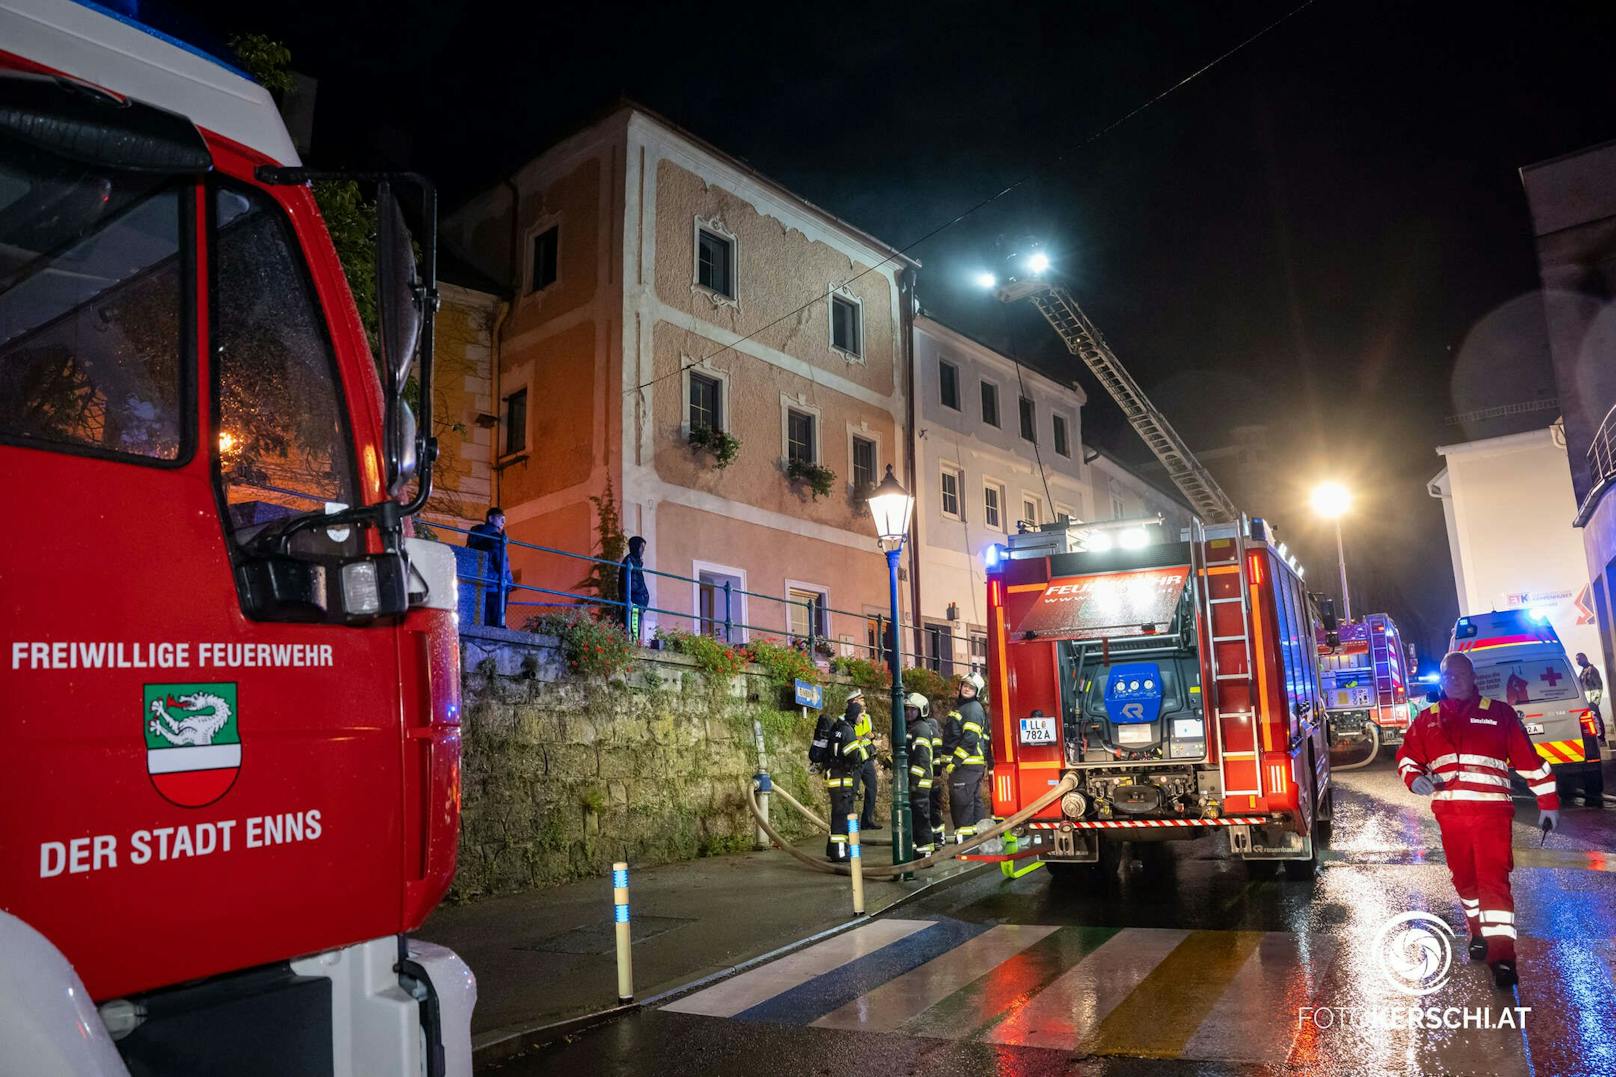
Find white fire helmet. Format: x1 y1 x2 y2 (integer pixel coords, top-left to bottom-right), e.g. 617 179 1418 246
962 672 986 695
905 692 930 718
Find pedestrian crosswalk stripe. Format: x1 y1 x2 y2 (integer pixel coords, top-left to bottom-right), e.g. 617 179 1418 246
983 927 1189 1051
659 918 1613 1068
660 918 931 1017
734 918 990 1025
1088 930 1266 1058
811 924 1057 1032
898 924 1119 1041
1184 932 1339 1065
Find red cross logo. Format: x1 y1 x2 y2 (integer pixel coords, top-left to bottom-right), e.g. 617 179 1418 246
1540 666 1562 687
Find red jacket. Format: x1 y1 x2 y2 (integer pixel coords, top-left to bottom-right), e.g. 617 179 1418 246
1395 695 1559 816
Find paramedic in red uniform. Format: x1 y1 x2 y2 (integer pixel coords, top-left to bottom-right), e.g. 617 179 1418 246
1395 651 1559 989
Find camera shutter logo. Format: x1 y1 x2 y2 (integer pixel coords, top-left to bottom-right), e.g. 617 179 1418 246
1373 911 1455 996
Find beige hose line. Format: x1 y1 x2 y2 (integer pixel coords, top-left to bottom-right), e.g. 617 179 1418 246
767 780 893 846
746 772 1077 879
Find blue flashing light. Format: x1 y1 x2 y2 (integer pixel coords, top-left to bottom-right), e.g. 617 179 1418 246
984 543 1007 571
1417 672 1440 684
1527 607 1552 623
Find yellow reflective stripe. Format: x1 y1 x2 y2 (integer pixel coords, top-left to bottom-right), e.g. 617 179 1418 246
910 765 926 776
963 722 983 734
917 779 933 789
955 755 984 765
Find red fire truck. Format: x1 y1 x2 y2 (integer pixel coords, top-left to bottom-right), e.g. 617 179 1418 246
984 517 1334 879
1 1 472 1072
1315 612 1414 765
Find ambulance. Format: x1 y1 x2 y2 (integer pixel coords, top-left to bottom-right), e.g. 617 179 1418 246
1448 609 1605 805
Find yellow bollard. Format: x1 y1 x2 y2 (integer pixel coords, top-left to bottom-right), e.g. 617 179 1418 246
847 815 865 915
612 861 633 1003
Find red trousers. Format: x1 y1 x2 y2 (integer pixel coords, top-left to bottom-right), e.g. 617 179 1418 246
1436 811 1516 963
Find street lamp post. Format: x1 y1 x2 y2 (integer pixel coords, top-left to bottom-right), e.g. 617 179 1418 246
1310 482 1353 621
867 466 916 865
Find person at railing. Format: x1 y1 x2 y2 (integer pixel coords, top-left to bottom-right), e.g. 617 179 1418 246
466 507 510 628
618 535 650 643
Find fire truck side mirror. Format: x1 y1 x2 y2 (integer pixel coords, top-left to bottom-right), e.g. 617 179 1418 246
377 183 425 494
1314 594 1340 648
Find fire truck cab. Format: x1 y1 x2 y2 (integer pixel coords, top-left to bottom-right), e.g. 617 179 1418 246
1 1 472 1073
984 517 1333 879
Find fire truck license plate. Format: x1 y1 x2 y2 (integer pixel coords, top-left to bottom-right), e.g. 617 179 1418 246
1525 722 1544 736
1020 716 1057 745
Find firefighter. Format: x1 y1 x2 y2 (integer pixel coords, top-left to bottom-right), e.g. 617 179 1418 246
943 672 991 842
822 694 871 862
1395 651 1559 989
927 700 946 843
904 692 937 855
848 689 882 830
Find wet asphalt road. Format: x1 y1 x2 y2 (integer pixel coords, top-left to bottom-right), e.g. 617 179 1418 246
489 754 1616 1076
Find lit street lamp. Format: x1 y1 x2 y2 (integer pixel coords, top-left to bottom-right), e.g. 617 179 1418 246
1310 481 1353 620
867 465 916 865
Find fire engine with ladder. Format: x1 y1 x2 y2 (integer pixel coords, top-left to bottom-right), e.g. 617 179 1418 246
1314 612 1415 768
977 250 1335 879
1 1 473 1072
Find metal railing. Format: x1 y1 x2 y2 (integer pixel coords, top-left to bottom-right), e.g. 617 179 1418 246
1589 403 1616 488
429 521 971 672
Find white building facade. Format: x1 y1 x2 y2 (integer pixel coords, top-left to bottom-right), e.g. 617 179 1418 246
910 317 1092 673
1428 424 1602 663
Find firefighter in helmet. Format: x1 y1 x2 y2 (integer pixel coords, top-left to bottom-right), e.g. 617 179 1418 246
903 692 938 855
849 689 882 830
820 692 871 863
1395 651 1559 989
943 672 991 841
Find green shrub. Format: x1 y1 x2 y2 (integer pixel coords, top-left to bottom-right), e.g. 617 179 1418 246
785 459 836 500
743 637 819 688
829 655 888 690
688 425 741 469
526 608 635 677
657 629 746 679
898 666 960 711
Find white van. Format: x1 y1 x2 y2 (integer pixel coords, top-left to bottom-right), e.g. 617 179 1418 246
1447 610 1604 805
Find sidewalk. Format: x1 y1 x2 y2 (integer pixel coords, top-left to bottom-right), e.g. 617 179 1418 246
418 835 986 1051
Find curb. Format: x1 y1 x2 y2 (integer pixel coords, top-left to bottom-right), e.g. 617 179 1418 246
470 858 992 1068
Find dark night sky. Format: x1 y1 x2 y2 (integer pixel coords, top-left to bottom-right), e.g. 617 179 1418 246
167 0 1616 660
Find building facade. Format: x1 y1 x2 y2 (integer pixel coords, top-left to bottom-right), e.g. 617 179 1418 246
418 281 504 535
1428 424 1602 664
910 317 1091 673
1521 140 1616 683
444 106 916 645
1088 451 1196 533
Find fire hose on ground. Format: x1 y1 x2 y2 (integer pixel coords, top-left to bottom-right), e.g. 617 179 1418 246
1330 718 1380 771
745 772 1079 879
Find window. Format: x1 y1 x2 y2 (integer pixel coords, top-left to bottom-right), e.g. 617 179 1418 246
697 568 744 643
529 225 558 293
1054 503 1077 526
830 293 861 357
697 227 733 298
1053 413 1070 457
788 585 827 642
503 389 528 456
969 630 988 663
851 435 877 490
981 381 1000 427
1019 396 1036 442
689 371 722 432
939 359 960 410
983 481 1005 530
1110 480 1126 519
941 465 962 519
1022 496 1040 527
0 154 186 463
923 622 954 675
787 408 816 464
214 187 356 548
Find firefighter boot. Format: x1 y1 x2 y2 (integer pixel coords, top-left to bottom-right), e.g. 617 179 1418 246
1492 960 1518 990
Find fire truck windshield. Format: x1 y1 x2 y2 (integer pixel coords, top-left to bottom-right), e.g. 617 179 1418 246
0 139 186 461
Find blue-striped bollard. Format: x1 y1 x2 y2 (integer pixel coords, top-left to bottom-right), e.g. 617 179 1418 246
847 815 865 915
612 861 633 1002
